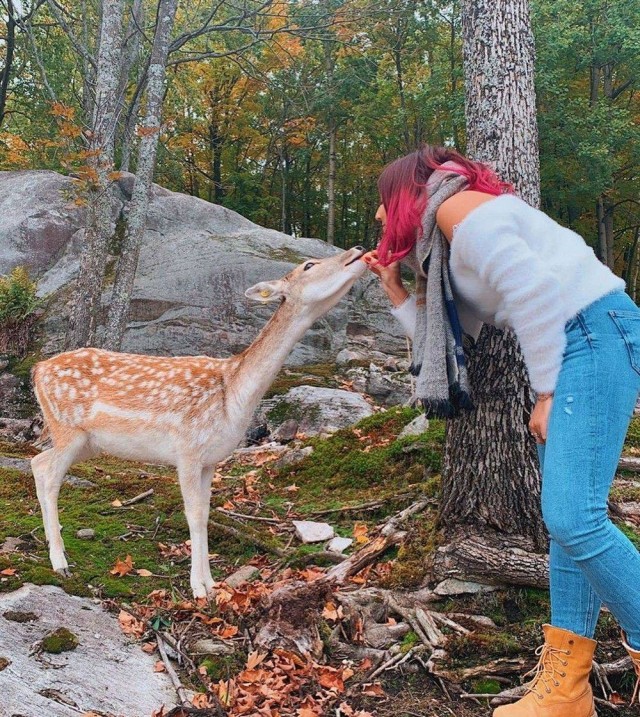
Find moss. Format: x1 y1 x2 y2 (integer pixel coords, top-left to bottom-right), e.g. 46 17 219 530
445 630 521 667
265 363 339 398
266 398 321 426
470 678 502 694
41 627 79 653
400 630 419 654
380 515 442 589
198 652 245 681
624 418 640 450
617 520 640 550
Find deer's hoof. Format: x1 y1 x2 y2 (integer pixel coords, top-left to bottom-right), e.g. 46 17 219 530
55 567 73 578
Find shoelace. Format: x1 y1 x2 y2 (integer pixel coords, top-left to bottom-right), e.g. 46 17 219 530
521 643 571 700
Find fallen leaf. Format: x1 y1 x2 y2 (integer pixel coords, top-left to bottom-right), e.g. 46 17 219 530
136 568 153 577
117 609 145 638
247 650 268 669
110 555 134 577
361 682 385 697
153 660 166 672
111 499 122 507
353 522 369 544
0 568 17 576
141 642 157 654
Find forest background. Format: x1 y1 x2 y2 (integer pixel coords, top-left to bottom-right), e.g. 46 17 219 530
1 0 639 289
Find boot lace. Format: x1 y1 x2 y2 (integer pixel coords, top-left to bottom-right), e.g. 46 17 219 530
521 643 571 700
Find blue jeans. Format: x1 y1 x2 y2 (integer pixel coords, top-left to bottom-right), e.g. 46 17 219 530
537 289 640 650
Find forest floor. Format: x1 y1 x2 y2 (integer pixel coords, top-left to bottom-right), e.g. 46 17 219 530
1 404 640 717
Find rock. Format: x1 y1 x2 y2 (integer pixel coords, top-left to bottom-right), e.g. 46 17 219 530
266 386 374 436
383 356 400 372
433 578 499 596
273 445 314 470
398 414 430 438
0 583 176 716
293 520 335 543
0 170 405 379
191 638 235 656
0 536 24 554
223 564 260 588
326 536 353 554
271 419 298 443
76 529 95 540
245 423 269 445
0 456 95 487
63 475 97 488
336 348 365 365
343 363 412 407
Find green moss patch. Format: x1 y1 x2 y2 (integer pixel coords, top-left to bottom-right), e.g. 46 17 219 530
3 610 38 622
41 627 78 653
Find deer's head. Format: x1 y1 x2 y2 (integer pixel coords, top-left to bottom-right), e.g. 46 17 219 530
245 246 367 320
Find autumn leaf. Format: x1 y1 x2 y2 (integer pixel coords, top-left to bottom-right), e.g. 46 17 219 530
153 660 166 672
110 555 134 577
118 610 145 638
361 682 385 697
353 522 369 544
136 568 153 577
141 642 157 654
0 568 17 576
111 499 123 508
316 666 344 692
246 650 268 669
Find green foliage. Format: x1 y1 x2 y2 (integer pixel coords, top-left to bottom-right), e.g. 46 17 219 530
0 267 40 326
40 627 79 653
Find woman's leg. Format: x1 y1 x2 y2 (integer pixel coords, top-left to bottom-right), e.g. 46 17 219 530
538 443 603 637
541 306 640 650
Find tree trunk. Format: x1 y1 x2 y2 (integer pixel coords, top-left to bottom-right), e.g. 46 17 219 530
437 0 547 567
0 0 17 128
65 0 125 349
102 0 178 351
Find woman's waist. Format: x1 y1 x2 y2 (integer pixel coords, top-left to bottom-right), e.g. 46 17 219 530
565 287 637 336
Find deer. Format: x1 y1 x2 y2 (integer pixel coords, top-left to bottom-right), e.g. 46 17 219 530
30 246 367 598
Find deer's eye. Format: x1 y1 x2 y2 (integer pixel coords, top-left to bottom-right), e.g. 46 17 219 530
303 262 315 271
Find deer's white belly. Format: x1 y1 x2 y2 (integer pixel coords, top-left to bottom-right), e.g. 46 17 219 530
88 428 179 465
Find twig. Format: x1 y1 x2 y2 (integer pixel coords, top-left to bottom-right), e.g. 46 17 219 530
155 631 189 705
216 508 280 524
121 489 154 506
209 519 285 558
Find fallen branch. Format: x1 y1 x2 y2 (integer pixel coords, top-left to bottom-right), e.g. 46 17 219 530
216 508 280 524
121 489 154 506
156 631 189 706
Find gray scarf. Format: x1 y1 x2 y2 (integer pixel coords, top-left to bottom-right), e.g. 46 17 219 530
403 164 474 417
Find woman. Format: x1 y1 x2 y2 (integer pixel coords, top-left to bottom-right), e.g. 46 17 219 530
363 145 640 716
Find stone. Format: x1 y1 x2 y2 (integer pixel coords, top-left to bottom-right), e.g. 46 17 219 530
398 414 430 439
433 578 498 596
273 445 314 470
336 348 365 365
326 536 353 554
271 419 298 443
191 638 235 656
266 386 374 436
0 583 176 716
223 564 260 589
76 529 95 540
293 520 335 543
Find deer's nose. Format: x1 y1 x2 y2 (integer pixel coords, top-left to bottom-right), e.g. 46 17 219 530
354 245 365 252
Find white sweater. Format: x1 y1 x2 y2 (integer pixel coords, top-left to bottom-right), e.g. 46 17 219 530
390 193 625 393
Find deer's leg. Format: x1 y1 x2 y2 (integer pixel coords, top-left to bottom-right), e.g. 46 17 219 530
31 432 90 576
177 460 214 598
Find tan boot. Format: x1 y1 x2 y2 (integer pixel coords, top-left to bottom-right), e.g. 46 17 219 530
493 624 597 717
620 628 640 705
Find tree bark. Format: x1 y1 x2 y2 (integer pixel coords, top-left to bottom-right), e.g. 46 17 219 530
102 0 178 350
64 0 125 349
0 0 17 129
437 0 547 566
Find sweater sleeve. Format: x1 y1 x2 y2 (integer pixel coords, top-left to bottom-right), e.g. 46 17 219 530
455 216 567 393
389 293 417 341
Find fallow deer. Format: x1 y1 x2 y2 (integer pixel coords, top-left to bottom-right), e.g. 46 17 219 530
30 246 367 597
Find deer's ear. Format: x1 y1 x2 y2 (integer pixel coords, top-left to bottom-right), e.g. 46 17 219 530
244 280 286 303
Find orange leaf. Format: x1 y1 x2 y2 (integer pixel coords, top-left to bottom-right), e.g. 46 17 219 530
141 642 157 654
246 650 268 669
110 555 134 577
153 660 166 672
136 569 153 577
361 682 385 697
0 568 17 576
118 609 145 637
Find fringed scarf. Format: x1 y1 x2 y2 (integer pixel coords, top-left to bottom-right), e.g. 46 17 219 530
403 162 475 418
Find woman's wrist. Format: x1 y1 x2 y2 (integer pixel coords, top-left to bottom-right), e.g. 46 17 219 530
384 280 410 307
536 391 554 401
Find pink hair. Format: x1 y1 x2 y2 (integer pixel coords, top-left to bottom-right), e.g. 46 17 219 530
376 145 514 265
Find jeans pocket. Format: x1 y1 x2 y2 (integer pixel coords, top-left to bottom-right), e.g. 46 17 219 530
608 310 640 376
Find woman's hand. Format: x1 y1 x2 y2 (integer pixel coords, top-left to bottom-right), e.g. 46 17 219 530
529 396 553 444
363 250 409 307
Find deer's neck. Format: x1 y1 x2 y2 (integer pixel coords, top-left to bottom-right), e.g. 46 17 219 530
226 300 312 413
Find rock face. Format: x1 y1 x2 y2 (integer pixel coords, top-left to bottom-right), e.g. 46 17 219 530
0 583 176 716
0 170 406 366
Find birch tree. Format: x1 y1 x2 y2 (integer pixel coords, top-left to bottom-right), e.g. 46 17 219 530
432 0 548 587
102 0 177 350
64 0 125 349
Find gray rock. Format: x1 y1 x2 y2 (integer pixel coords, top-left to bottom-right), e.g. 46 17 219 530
398 414 430 439
0 583 176 716
76 529 95 540
0 170 405 375
271 419 298 443
293 520 335 543
336 348 365 365
273 445 314 470
326 536 353 554
191 638 235 656
344 363 412 407
266 385 374 436
433 578 499 596
223 564 260 588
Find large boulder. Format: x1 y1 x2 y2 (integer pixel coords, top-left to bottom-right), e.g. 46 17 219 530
0 170 406 365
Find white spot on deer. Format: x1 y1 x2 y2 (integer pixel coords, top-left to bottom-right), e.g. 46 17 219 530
68 386 77 399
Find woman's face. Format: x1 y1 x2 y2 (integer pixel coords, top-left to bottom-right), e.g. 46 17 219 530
375 203 387 230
